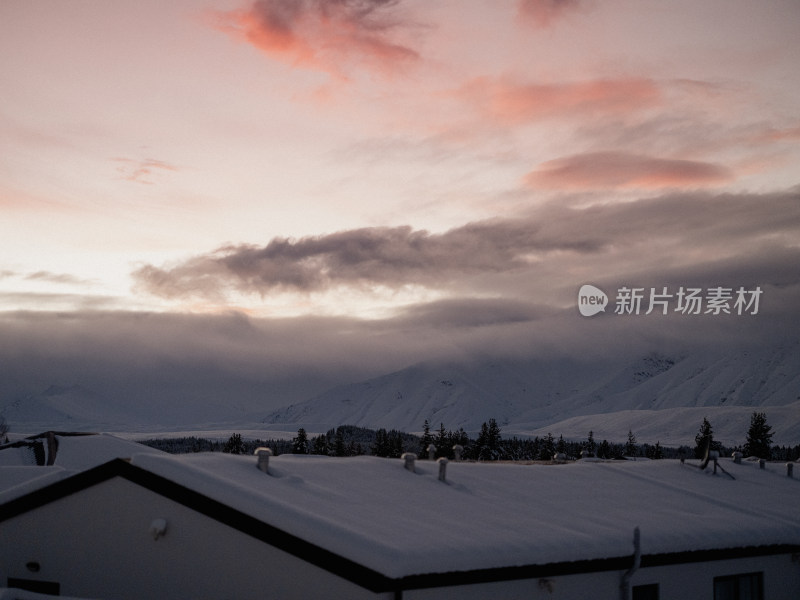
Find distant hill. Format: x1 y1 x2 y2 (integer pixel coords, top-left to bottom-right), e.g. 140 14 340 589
264 342 800 445
3 342 798 447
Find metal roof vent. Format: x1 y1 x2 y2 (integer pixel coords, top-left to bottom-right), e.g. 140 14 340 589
401 452 417 472
437 457 448 482
255 447 272 474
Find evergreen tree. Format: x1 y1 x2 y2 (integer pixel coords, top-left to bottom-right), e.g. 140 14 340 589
311 434 328 455
625 430 638 457
453 427 470 447
487 418 502 452
222 432 246 455
476 418 503 460
372 428 387 457
292 428 309 454
539 432 556 460
419 419 433 458
434 423 450 458
744 412 773 458
476 422 490 460
333 428 346 457
598 439 611 459
556 434 566 455
586 430 596 456
694 417 722 458
647 441 664 460
390 430 404 458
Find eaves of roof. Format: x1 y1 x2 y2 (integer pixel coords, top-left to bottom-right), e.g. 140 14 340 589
1 458 797 594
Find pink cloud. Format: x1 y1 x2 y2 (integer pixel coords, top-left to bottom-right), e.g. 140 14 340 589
753 125 800 143
214 0 420 79
525 151 734 190
112 158 179 185
457 76 661 124
517 0 587 28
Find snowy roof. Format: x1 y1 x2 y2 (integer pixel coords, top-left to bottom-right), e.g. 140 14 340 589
47 433 162 470
0 466 72 504
2 450 798 588
124 453 800 579
0 432 161 470
0 432 163 500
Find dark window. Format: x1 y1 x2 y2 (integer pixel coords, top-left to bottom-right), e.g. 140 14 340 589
633 583 659 600
713 572 764 600
7 577 61 595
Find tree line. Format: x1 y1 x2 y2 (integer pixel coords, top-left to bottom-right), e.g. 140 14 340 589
139 411 798 462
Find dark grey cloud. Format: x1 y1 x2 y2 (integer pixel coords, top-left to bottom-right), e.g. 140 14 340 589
4 279 796 428
394 297 550 329
133 220 604 300
133 187 800 303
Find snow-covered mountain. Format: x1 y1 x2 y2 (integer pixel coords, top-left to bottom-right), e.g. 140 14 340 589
3 342 798 447
264 343 800 445
0 383 267 433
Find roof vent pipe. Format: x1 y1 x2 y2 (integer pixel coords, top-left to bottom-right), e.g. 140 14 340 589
427 444 436 460
452 444 463 461
732 451 742 464
255 447 272 473
402 453 417 473
787 463 794 478
709 451 720 474
620 526 641 600
438 457 448 482
759 459 765 470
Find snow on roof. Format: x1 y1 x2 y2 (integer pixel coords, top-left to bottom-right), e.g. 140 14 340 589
49 433 162 471
0 433 164 499
0 466 72 504
0 432 162 471
128 452 800 579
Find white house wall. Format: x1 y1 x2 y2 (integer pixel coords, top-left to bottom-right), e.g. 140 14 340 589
1 477 389 600
631 554 800 600
402 554 800 600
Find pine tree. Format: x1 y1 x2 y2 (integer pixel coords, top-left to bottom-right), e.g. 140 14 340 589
556 434 566 454
647 441 663 460
419 419 433 458
292 428 309 454
372 428 387 457
334 428 346 457
311 434 328 455
390 430 404 458
625 430 637 457
694 417 722 458
586 430 596 456
476 422 490 460
744 412 773 459
539 432 555 460
222 432 246 455
487 418 502 453
434 423 450 459
598 439 611 459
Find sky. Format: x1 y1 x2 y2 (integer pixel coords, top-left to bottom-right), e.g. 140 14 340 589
1 0 799 414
